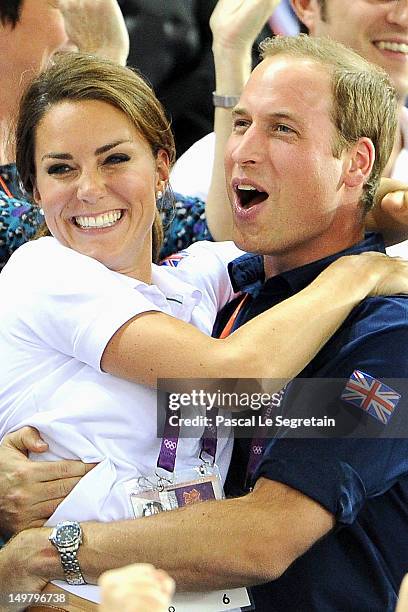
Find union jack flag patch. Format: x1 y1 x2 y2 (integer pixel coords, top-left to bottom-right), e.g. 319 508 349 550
160 251 189 267
341 369 401 425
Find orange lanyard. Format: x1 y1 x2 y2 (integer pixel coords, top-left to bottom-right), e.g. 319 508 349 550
219 293 250 339
0 175 13 198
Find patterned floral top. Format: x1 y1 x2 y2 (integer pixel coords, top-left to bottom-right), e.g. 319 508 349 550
0 163 213 269
160 192 213 258
0 164 44 270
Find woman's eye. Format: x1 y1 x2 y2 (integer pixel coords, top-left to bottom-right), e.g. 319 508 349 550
104 153 130 164
47 164 73 175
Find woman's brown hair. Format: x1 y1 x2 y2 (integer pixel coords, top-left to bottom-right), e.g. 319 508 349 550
16 52 176 262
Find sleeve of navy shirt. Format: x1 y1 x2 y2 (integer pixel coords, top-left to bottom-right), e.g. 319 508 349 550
253 294 408 526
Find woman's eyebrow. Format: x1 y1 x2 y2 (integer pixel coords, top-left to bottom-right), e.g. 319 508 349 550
41 152 73 162
41 140 132 162
95 140 131 155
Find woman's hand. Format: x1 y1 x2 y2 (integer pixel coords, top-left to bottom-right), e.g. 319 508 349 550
368 178 408 245
328 251 408 299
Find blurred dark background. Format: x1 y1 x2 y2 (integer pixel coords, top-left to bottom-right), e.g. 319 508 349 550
119 0 279 157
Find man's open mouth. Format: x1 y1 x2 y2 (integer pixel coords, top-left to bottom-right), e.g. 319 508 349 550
235 184 269 208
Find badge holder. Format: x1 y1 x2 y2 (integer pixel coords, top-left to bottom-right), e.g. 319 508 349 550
126 463 224 519
123 407 253 611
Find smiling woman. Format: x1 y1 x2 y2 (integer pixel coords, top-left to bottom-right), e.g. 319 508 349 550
16 54 174 267
32 99 168 281
2 51 408 607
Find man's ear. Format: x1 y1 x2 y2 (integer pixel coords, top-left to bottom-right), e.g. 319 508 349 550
343 138 375 189
290 0 323 34
155 149 170 193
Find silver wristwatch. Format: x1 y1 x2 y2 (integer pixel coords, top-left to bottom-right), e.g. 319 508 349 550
49 521 86 585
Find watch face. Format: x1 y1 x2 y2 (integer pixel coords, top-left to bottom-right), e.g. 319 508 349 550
55 523 80 547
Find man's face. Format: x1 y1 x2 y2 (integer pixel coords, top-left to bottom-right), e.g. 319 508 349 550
4 0 73 92
307 0 408 100
224 55 357 269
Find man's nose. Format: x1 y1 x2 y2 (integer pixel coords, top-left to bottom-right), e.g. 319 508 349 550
231 126 265 167
76 170 106 204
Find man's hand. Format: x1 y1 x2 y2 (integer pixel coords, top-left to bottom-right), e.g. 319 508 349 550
0 529 51 612
56 0 129 66
99 564 175 612
0 427 94 537
210 0 281 53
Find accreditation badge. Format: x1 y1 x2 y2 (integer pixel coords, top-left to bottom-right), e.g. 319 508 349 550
124 464 253 611
125 463 224 519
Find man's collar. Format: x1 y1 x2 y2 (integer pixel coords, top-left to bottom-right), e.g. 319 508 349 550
228 233 385 295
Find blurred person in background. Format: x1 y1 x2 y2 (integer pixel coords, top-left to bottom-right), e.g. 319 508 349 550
171 0 408 259
1 0 408 267
0 0 129 269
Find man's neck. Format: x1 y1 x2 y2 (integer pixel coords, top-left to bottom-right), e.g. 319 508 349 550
263 230 364 280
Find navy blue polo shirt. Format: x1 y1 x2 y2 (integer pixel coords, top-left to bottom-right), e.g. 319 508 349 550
215 234 408 612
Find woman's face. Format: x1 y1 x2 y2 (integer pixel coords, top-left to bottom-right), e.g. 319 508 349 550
33 99 169 280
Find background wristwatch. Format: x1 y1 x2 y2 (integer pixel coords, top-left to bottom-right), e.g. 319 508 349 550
49 521 86 585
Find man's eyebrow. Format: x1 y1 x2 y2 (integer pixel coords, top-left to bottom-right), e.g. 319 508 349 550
232 108 303 125
231 107 248 118
41 140 131 162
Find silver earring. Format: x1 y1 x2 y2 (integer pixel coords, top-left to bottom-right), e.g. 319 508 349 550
156 190 163 201
39 208 45 216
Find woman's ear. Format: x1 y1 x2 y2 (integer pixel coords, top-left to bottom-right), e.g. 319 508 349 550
33 184 42 206
155 149 170 192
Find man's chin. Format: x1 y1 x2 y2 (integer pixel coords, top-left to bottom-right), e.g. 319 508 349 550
232 236 263 255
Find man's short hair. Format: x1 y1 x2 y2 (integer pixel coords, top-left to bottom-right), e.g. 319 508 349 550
259 35 397 212
0 0 23 28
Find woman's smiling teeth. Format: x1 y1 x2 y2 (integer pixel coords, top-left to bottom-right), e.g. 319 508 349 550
375 41 408 54
74 210 123 229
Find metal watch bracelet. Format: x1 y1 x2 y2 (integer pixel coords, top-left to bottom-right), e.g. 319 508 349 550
60 550 86 585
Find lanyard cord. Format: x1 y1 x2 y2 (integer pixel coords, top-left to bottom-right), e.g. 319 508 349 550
0 174 13 198
219 293 250 339
157 293 250 473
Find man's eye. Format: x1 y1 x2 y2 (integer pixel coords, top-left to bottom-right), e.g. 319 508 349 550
104 154 130 164
232 119 250 131
47 164 72 175
276 124 294 134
